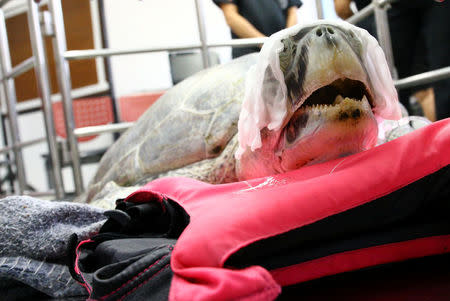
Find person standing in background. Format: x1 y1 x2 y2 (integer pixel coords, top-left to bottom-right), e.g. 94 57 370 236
214 0 303 58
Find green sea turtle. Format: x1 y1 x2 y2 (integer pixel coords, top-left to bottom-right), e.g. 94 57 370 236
83 20 401 208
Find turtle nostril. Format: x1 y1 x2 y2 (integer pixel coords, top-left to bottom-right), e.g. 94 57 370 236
316 29 322 37
326 27 334 34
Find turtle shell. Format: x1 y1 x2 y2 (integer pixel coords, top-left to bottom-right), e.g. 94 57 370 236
86 54 258 202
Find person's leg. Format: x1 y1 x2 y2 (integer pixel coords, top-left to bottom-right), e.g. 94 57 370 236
422 1 450 120
387 5 422 113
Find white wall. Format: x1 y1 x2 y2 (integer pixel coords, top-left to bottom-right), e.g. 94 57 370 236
104 0 320 97
104 0 232 97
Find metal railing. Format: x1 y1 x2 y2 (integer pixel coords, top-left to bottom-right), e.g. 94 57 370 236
63 38 269 61
0 1 64 198
0 9 27 194
4 0 449 199
47 0 84 194
42 0 271 195
346 3 375 24
394 66 450 90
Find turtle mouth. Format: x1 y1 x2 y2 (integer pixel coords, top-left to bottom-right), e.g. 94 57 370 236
300 78 374 110
274 77 378 170
277 76 378 159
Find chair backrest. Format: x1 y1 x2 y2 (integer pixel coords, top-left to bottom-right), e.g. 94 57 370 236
52 96 114 142
169 51 220 85
119 91 165 122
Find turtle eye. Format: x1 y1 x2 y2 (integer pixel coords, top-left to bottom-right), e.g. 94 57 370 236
279 38 297 74
348 30 355 39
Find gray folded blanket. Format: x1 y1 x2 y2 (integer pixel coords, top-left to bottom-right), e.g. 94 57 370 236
0 195 106 298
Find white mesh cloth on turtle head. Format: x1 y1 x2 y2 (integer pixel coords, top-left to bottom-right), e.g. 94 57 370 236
235 20 400 160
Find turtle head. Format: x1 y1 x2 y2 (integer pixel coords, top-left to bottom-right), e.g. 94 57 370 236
236 21 401 180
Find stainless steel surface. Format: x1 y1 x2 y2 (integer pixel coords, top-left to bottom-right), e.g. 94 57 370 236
27 0 64 199
74 122 134 137
394 66 450 90
0 57 34 81
315 0 324 19
0 9 27 193
98 0 120 123
65 44 201 60
40 10 54 37
373 0 396 78
0 137 47 154
64 38 268 60
346 3 375 24
48 0 84 194
194 0 209 68
210 37 267 48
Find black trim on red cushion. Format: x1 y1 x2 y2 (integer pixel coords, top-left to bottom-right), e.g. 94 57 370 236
226 165 450 270
277 253 450 301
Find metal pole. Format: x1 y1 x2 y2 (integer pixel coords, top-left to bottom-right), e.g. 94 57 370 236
0 104 14 193
0 136 47 154
373 0 396 79
346 3 375 24
209 38 267 49
65 44 202 60
0 57 34 81
395 66 450 90
64 44 200 61
194 0 209 68
74 122 133 138
48 0 84 194
64 37 268 61
98 0 120 125
315 0 324 19
0 9 27 194
27 0 64 199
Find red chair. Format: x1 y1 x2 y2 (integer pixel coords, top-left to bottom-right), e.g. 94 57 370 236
52 96 114 142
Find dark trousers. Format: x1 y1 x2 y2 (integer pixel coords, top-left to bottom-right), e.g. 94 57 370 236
388 1 450 120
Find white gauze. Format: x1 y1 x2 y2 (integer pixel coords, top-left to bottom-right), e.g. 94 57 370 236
235 25 300 159
356 27 401 120
235 21 401 160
